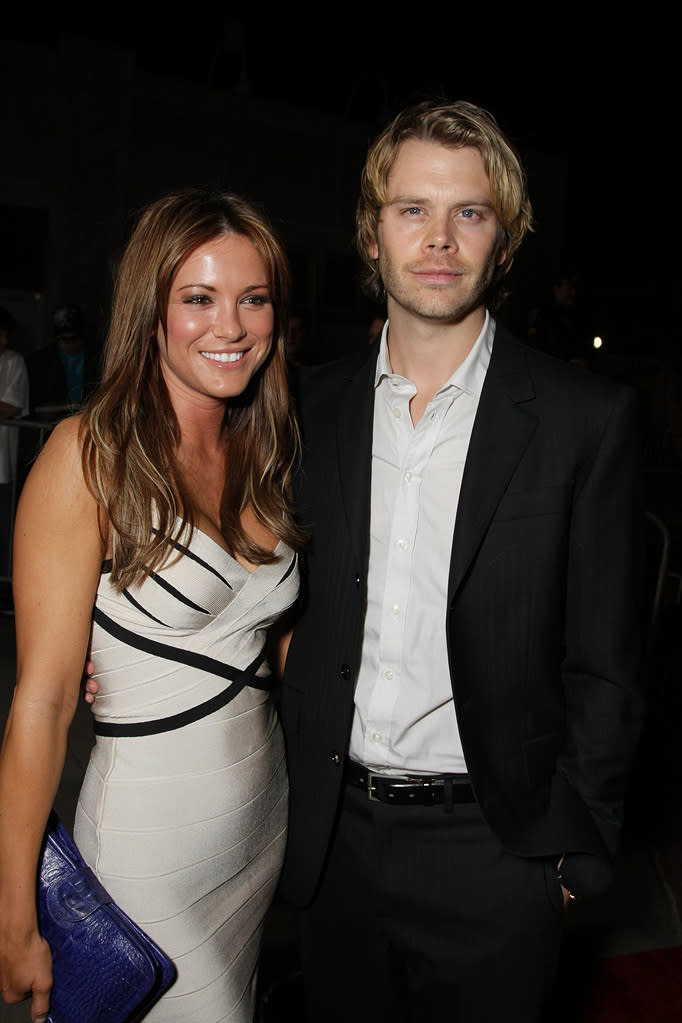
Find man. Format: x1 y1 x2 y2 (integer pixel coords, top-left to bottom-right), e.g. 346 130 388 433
278 100 643 1022
27 304 99 413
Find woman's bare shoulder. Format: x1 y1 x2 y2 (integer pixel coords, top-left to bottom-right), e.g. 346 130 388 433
19 414 96 521
39 412 85 455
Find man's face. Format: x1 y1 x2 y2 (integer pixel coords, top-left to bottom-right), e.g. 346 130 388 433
370 140 506 329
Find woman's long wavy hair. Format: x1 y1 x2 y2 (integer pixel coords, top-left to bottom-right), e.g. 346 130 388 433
81 188 305 591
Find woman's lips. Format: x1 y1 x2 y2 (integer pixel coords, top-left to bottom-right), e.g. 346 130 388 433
200 350 247 363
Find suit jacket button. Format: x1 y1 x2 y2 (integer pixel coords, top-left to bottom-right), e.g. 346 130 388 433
340 664 351 680
331 751 341 764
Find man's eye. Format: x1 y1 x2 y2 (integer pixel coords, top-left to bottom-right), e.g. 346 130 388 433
460 208 480 220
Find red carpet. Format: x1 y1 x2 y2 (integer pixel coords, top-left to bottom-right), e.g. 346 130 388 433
580 946 682 1022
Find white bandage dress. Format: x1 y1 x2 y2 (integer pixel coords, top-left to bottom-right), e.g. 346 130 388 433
74 527 298 1022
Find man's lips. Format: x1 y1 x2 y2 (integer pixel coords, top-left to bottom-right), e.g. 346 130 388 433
411 267 464 284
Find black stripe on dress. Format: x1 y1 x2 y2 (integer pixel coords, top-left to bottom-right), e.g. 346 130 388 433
152 528 234 589
278 551 297 585
123 589 171 628
146 569 210 614
91 607 269 736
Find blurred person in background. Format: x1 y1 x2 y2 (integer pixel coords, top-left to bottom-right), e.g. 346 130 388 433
0 305 29 613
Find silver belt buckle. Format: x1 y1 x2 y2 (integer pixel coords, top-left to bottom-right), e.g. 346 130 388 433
367 771 380 801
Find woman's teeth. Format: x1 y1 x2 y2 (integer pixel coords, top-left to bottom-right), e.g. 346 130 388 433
202 351 245 363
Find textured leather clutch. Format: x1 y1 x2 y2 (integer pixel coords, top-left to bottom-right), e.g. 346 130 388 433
38 811 176 1023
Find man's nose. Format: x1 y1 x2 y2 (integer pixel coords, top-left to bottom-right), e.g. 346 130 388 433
425 213 457 250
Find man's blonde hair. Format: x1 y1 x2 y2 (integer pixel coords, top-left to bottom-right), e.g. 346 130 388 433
356 100 533 300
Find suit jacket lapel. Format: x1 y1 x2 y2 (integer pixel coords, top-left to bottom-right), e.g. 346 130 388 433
448 324 538 603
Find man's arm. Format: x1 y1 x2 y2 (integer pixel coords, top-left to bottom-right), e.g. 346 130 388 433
0 400 22 419
0 351 28 419
557 384 644 895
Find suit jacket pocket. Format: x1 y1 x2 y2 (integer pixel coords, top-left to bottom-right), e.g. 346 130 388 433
494 484 572 522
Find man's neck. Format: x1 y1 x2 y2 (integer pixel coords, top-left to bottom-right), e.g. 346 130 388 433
385 305 487 424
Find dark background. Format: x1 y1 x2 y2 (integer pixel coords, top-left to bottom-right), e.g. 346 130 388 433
2 17 682 1023
0 11 676 364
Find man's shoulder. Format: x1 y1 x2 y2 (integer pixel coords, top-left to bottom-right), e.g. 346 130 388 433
0 347 28 390
294 344 374 383
0 347 28 372
290 346 375 410
492 320 634 407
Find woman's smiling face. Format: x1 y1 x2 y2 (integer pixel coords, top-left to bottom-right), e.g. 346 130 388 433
157 233 274 408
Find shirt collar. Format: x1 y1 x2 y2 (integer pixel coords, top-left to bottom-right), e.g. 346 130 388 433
374 310 495 398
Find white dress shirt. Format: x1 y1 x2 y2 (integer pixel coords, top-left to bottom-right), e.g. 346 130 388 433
349 313 495 775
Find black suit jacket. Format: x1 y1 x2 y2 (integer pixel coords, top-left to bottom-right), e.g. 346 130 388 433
279 320 644 906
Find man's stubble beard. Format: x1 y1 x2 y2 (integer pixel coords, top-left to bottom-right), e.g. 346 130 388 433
379 246 503 327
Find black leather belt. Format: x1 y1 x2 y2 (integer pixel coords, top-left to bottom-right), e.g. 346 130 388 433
345 758 474 806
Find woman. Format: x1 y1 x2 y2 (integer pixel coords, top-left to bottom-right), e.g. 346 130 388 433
0 189 304 1022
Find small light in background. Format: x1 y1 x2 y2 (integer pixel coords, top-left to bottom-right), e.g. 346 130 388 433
592 336 603 350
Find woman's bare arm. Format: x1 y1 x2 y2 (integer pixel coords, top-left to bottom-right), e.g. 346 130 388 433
0 416 104 1020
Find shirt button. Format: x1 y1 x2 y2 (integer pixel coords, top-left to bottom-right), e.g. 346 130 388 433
403 471 412 483
383 669 394 681
397 539 407 550
391 604 400 616
393 407 401 419
371 732 383 744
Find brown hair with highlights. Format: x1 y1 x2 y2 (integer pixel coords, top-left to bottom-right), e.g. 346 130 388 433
80 188 305 590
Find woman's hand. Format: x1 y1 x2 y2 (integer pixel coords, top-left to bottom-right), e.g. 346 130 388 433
82 660 99 706
0 926 52 1021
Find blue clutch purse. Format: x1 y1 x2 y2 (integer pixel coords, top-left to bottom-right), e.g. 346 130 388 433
38 812 176 1022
